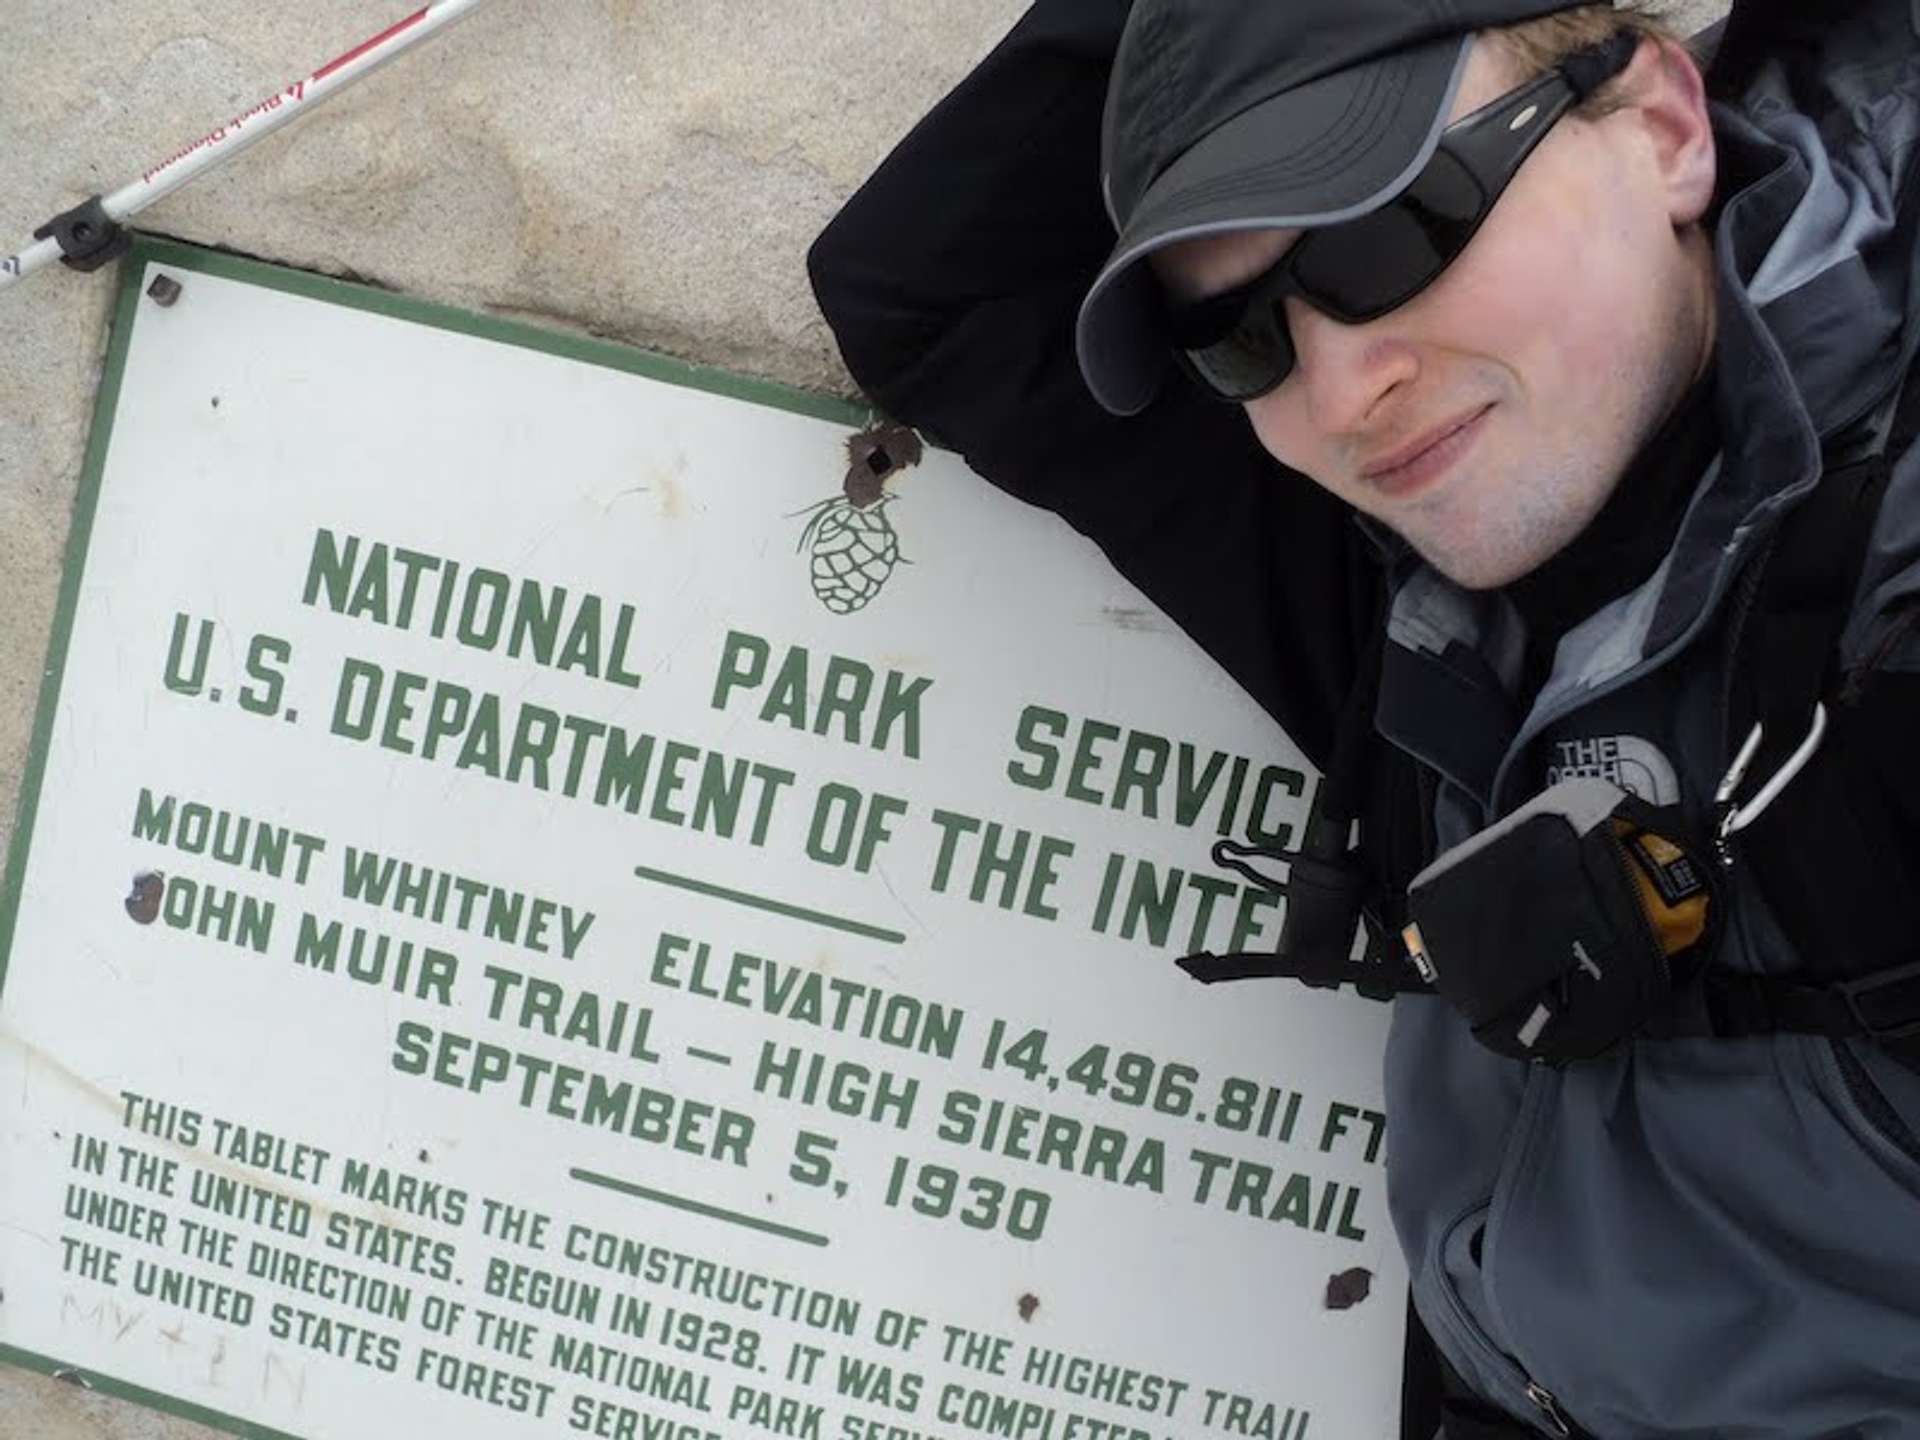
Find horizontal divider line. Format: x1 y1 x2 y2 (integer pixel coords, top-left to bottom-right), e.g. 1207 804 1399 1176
571 1166 829 1248
633 864 906 945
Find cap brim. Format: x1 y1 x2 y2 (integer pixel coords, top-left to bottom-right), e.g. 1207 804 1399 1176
1078 33 1472 416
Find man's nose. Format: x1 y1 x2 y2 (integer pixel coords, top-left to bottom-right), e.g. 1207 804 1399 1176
1282 296 1417 436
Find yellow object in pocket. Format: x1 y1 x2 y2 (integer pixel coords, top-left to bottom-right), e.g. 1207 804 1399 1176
1613 821 1711 958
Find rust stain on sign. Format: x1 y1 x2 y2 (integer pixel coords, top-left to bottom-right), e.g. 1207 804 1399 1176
1017 1292 1041 1322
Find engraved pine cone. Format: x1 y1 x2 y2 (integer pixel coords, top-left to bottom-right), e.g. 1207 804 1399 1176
802 498 902 615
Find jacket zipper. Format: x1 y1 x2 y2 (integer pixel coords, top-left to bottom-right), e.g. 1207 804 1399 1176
1430 1215 1588 1437
1429 1217 1584 1436
1605 824 1673 989
1525 1382 1576 1437
1423 1073 1595 1438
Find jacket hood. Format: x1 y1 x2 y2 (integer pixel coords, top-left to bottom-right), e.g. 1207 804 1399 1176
1637 15 1920 659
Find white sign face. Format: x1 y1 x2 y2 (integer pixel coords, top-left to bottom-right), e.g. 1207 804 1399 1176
0 241 1403 1440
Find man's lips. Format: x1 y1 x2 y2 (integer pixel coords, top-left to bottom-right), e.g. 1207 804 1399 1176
1360 405 1495 495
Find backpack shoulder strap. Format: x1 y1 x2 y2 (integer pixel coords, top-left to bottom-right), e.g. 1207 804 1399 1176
1175 625 1435 1002
1732 424 1896 800
1667 361 1920 1044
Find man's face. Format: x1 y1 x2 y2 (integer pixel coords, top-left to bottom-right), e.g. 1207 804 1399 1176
1151 36 1718 590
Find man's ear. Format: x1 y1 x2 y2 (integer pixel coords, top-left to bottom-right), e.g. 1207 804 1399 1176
1619 35 1717 228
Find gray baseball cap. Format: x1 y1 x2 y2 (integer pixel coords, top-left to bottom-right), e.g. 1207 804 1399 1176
1078 0 1592 415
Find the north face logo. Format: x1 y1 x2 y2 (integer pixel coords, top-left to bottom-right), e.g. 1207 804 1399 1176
1546 734 1680 805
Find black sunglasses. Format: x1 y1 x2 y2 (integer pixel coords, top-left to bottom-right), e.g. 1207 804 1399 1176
1166 32 1640 403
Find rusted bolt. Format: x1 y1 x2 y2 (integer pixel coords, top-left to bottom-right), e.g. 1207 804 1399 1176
146 274 183 307
126 872 164 924
1016 1293 1040 1322
844 421 924 508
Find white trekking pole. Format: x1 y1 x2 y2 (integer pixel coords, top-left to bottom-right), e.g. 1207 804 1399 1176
1 0 498 294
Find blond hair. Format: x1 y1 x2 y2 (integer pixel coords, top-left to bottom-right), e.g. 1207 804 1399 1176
1490 3 1697 117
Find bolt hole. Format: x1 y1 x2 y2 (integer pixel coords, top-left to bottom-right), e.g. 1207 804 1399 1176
1324 1267 1375 1311
126 872 164 924
865 447 894 477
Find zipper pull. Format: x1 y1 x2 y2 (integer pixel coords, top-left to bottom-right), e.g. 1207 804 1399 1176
1525 1381 1574 1438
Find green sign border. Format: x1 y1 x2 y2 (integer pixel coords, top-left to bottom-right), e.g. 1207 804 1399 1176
0 233 874 1439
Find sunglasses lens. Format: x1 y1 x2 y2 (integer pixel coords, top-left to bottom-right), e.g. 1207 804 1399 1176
1165 145 1493 401
1183 297 1295 400
1295 151 1486 315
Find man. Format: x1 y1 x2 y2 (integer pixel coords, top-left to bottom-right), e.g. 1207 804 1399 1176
810 2 1920 1435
